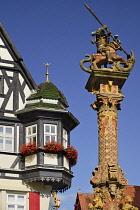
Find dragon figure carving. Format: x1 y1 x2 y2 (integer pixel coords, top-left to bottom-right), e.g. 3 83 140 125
80 47 135 74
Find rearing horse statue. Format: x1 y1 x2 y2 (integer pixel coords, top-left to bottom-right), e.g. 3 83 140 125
91 41 127 69
80 41 135 73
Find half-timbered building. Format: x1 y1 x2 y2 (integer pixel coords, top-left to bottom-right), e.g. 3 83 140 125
0 23 79 210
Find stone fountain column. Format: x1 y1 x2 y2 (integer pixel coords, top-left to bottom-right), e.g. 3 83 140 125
79 14 137 206
83 67 136 209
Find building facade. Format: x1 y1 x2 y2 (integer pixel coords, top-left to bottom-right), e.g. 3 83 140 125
0 23 79 210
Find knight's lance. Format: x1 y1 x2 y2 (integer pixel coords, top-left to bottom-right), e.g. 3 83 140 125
84 3 130 57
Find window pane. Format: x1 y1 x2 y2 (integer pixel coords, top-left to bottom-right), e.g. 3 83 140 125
17 195 24 203
8 195 15 202
45 136 50 142
32 126 36 134
28 137 32 142
0 126 14 152
8 205 15 210
0 126 3 135
17 206 24 210
45 125 50 133
33 136 36 143
51 126 55 134
51 136 56 141
63 139 67 148
26 125 37 144
28 127 32 135
6 127 12 136
63 129 67 139
5 138 13 151
0 138 3 150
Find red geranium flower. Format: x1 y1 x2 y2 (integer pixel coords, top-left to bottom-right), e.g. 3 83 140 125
43 140 64 153
65 145 78 166
20 142 39 156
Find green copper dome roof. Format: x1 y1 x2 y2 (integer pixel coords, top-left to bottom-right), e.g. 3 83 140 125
25 81 69 109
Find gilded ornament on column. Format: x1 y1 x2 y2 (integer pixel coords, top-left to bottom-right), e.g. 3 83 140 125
122 196 138 210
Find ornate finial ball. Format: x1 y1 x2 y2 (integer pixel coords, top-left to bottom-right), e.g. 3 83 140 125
44 62 51 67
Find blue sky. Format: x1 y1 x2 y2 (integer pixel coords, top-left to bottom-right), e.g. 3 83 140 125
1 1 140 209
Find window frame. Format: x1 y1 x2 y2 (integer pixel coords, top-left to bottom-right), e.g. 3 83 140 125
6 193 26 210
44 124 57 144
62 128 68 148
0 125 14 152
26 124 37 144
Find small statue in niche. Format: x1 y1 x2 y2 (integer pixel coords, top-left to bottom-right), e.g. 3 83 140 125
108 184 117 200
48 191 61 210
88 187 104 210
122 196 138 210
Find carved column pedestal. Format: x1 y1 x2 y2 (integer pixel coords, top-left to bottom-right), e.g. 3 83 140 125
90 83 127 209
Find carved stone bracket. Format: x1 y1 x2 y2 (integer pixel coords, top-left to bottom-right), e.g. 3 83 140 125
91 92 124 112
90 164 128 189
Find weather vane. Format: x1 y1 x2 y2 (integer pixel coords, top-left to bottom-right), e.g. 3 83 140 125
44 62 51 82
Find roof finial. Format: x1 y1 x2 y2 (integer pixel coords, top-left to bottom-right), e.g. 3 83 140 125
44 62 51 82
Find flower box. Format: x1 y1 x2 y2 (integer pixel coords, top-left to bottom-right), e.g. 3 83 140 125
25 154 37 167
19 141 78 167
44 153 58 165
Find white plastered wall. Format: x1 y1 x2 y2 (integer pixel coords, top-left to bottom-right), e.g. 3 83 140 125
0 48 13 61
0 38 5 45
5 91 13 110
0 154 19 169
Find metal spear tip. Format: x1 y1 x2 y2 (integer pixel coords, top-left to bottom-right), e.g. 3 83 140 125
84 3 89 8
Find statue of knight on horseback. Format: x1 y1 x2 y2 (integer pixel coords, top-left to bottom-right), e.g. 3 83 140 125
91 24 112 63
80 4 135 73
